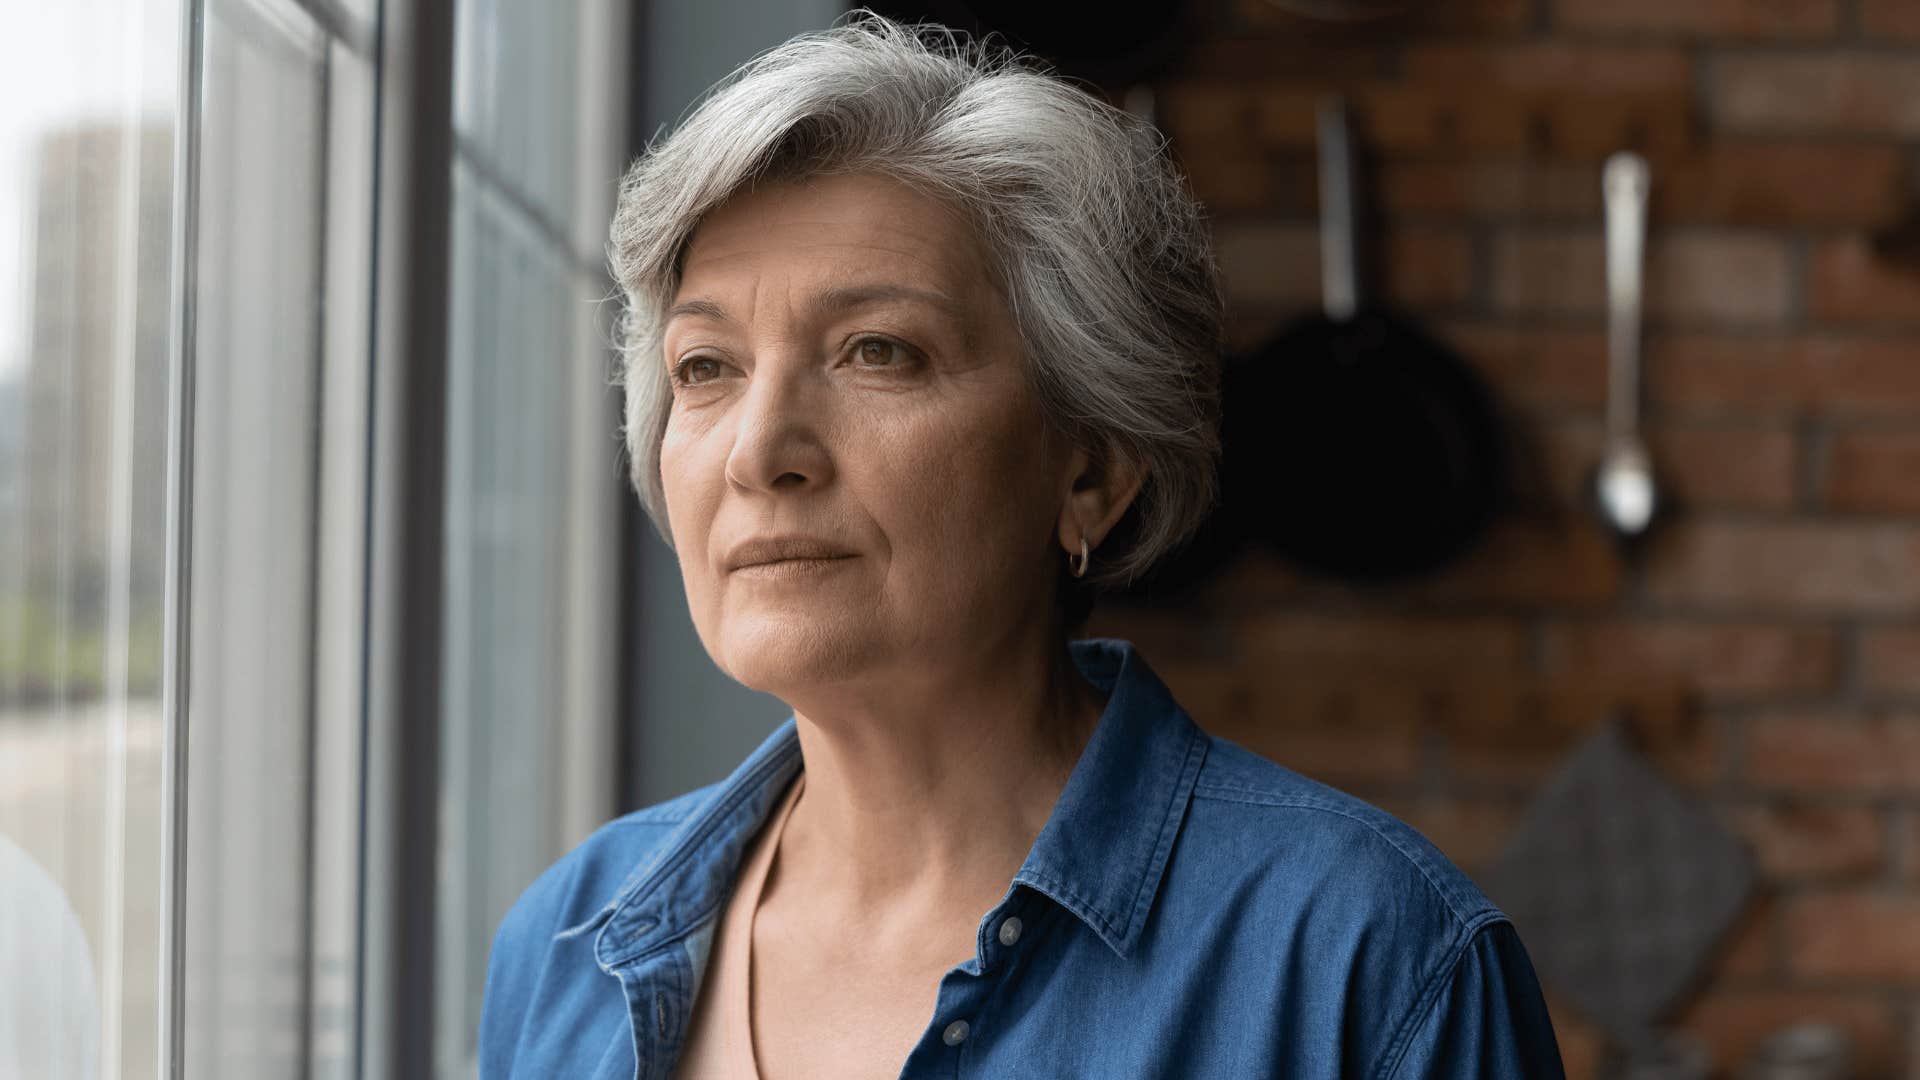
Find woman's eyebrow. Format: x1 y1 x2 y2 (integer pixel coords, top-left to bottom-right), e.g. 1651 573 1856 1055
665 297 731 324
812 283 967 321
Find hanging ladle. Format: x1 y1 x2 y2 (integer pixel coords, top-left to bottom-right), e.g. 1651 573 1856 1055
1592 151 1660 541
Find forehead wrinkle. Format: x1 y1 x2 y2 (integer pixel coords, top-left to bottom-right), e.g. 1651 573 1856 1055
810 283 970 324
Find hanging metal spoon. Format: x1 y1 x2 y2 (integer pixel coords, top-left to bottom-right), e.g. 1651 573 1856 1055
1592 151 1659 540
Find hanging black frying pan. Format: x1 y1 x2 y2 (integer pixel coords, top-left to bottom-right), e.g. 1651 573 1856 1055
864 0 1195 89
1222 98 1507 584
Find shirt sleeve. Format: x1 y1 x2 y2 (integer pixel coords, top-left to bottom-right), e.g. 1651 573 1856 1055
1381 919 1567 1080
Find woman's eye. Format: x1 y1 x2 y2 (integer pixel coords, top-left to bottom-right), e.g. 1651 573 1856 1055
853 337 913 368
675 356 723 385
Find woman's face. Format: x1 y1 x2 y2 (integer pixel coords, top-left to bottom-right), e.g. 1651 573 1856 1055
658 171 1081 698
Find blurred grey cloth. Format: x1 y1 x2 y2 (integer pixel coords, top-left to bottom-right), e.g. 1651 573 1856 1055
0 831 99 1080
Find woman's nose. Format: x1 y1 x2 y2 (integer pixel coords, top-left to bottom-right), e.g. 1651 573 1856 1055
722 356 835 496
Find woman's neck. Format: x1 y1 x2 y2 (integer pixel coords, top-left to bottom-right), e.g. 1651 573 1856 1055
773 637 1106 920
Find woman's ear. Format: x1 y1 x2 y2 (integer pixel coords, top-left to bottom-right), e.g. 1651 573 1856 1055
1056 444 1146 557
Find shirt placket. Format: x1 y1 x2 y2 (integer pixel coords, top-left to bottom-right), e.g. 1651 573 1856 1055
894 890 1046 1080
609 944 695 1080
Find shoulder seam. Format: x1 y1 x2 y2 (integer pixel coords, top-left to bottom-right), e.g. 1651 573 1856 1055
1191 781 1493 928
1370 914 1512 1080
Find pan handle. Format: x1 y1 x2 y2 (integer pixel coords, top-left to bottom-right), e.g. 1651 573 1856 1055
1317 97 1360 322
1603 152 1650 442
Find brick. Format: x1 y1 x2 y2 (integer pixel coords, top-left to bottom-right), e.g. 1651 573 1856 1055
1658 142 1911 228
1161 84 1259 148
1862 0 1920 39
1379 159 1599 221
1824 429 1920 512
1676 990 1901 1076
1808 235 1920 324
1443 716 1706 786
1861 626 1920 696
1214 221 1320 307
1557 0 1842 37
1408 518 1628 607
1745 710 1920 793
1166 41 1394 85
1652 424 1800 510
1542 994 1607 1080
1649 335 1920 418
1233 83 1693 160
1370 797 1525 872
1646 337 1808 415
1643 521 1920 613
1178 152 1278 213
1543 93 1696 160
1150 664 1251 729
1795 338 1920 414
1366 89 1691 159
1715 51 1920 136
1711 898 1778 978
1908 811 1920 883
1232 0 1532 32
1530 418 1798 512
1784 891 1920 979
1440 677 1705 784
1491 230 1791 325
1439 708 1593 783
1404 42 1691 96
1214 221 1470 310
1250 87 1324 147
1723 800 1886 879
1079 610 1220 665
1436 323 1608 411
1540 618 1838 699
1387 143 1901 236
1382 225 1474 309
1236 612 1530 672
1211 676 1428 785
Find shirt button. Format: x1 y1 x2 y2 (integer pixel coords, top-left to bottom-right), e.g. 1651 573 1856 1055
942 1019 970 1046
997 916 1023 947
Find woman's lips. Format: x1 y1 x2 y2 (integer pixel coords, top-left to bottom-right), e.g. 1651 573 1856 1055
729 554 858 579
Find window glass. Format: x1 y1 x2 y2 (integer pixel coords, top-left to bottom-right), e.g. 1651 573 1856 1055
0 4 182 1078
436 1 627 1075
180 0 377 1075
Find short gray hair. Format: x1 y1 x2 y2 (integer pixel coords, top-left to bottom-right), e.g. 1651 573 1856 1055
609 13 1223 587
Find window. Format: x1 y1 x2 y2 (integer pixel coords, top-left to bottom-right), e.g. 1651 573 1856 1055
434 0 629 1073
0 4 184 1078
1 1 631 1076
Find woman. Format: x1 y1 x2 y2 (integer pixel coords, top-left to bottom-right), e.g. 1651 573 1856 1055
481 16 1563 1080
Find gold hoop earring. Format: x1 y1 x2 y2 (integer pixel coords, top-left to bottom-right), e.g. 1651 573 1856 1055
1069 537 1090 579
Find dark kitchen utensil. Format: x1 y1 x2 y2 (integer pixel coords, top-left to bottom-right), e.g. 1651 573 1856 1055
1591 151 1661 542
863 0 1194 88
1257 0 1414 18
1225 98 1506 583
1479 722 1757 1050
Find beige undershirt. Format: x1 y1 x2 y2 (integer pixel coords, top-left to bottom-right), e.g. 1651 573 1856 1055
674 772 806 1079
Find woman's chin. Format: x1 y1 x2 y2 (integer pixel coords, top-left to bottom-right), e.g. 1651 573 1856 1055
708 608 881 695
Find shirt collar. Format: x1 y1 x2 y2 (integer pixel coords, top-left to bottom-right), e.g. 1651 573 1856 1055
1011 638 1209 957
590 637 1207 969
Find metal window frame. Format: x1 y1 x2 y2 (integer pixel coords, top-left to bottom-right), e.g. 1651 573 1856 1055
358 1 455 1077
158 0 637 1074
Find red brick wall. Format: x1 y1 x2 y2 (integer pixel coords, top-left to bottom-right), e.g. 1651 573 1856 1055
1089 1 1920 1074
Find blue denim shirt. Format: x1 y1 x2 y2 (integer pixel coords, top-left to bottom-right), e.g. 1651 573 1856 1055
481 639 1564 1079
